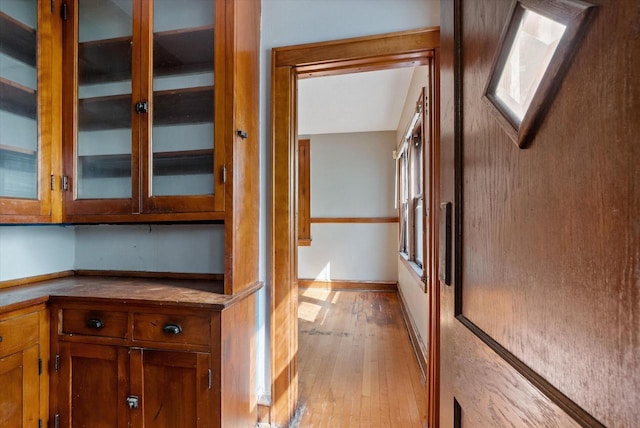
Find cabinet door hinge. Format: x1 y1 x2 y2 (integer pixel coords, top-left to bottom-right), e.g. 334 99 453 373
61 2 68 20
50 0 54 14
50 175 55 191
54 354 60 372
62 176 69 191
222 166 226 184
38 358 42 375
208 369 212 389
54 413 60 428
38 419 43 428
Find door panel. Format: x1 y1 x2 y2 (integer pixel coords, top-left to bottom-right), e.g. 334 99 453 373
439 0 639 426
58 342 129 428
0 345 39 427
134 349 211 428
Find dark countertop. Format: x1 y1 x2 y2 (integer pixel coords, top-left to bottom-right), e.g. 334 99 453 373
0 275 262 314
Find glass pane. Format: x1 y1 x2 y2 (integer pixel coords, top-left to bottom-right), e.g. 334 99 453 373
414 198 423 267
151 0 215 197
76 0 133 199
495 8 566 123
0 1 38 199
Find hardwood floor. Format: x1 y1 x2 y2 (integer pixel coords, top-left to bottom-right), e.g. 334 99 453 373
295 288 428 427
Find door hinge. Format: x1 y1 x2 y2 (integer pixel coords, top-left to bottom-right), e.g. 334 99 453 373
54 413 60 428
50 0 54 14
50 175 55 191
222 166 226 183
38 358 42 375
39 418 43 428
208 369 212 389
61 2 68 20
54 354 60 372
62 176 69 191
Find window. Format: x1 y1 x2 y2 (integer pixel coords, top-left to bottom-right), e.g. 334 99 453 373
483 0 596 148
398 89 426 271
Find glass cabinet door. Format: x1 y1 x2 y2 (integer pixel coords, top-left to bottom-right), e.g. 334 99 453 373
74 0 134 200
149 0 215 197
0 1 38 200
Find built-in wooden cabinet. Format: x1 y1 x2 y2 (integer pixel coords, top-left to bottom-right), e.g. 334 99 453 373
49 285 257 427
1 0 259 227
0 0 58 223
62 0 226 222
0 306 49 427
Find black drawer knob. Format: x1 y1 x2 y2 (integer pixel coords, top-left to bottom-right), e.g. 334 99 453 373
87 318 104 329
163 323 182 335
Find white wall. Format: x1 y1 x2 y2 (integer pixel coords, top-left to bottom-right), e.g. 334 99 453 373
75 225 224 273
297 132 398 282
260 0 440 398
0 226 75 282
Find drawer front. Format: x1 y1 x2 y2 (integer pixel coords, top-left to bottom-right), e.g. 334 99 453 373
133 313 210 346
0 311 39 357
61 308 128 339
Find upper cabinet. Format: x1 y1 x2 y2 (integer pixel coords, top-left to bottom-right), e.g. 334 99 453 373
61 0 253 223
0 0 57 223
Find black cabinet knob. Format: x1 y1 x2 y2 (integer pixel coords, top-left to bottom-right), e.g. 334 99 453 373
86 318 104 329
162 323 182 335
135 101 148 114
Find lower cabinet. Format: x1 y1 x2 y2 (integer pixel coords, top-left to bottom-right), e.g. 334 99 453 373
0 307 48 428
49 286 258 428
56 343 211 427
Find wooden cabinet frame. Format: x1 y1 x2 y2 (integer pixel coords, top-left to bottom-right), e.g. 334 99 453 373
271 28 440 427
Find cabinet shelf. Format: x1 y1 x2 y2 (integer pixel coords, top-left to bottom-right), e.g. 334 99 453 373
0 12 37 66
79 26 214 84
0 77 37 119
0 144 36 172
78 86 214 131
79 149 213 178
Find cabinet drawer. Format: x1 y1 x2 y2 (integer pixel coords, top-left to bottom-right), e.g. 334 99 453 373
61 308 128 339
133 313 210 346
0 312 39 357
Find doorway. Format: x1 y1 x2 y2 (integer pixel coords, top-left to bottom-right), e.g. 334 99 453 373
270 28 440 427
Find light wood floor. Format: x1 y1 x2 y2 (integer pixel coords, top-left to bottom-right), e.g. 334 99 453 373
294 288 428 427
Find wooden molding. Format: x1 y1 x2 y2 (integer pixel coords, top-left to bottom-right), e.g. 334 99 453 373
74 270 224 281
298 139 311 246
0 270 74 290
397 285 428 381
310 217 398 224
298 279 397 292
271 27 440 428
297 238 312 247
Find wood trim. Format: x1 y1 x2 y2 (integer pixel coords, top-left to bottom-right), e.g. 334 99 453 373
310 217 398 224
63 211 225 224
297 139 311 245
0 271 74 290
74 270 224 281
397 284 428 381
457 316 605 427
297 279 397 292
271 27 439 428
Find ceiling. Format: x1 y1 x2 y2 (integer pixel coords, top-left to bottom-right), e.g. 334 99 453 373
297 66 420 136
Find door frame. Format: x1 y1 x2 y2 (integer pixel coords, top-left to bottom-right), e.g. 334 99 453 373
270 27 440 427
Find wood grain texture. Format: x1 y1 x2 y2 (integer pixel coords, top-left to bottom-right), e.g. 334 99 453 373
440 0 640 426
271 29 440 427
295 289 427 427
298 279 397 292
298 139 311 245
0 271 74 291
0 276 261 314
224 0 261 295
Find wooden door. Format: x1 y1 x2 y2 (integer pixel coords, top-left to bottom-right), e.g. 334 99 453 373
0 345 39 427
439 0 640 426
57 342 129 428
132 349 211 428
